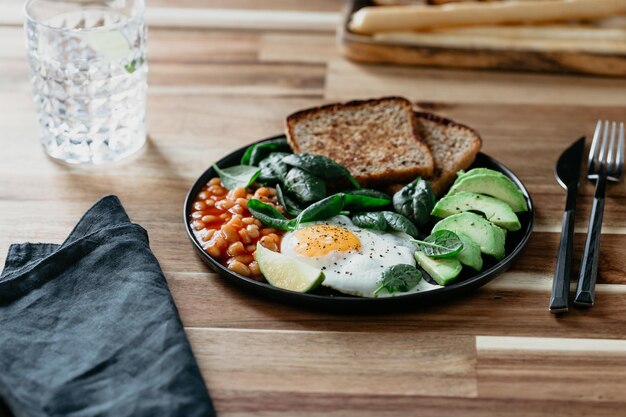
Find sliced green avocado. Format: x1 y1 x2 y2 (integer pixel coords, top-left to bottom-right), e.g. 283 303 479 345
457 168 501 179
454 168 511 184
455 232 483 271
432 212 506 260
431 191 521 231
448 172 528 213
415 251 462 286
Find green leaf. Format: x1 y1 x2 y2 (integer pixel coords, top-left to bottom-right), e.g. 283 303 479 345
240 146 256 166
374 264 422 296
296 194 345 226
343 194 390 211
250 138 290 166
352 212 388 232
412 230 464 259
284 167 326 203
351 211 418 237
241 138 290 166
346 189 391 200
392 177 436 228
381 211 419 238
347 176 362 189
275 184 302 216
124 59 137 74
247 199 293 231
282 153 361 189
212 164 260 190
258 152 291 184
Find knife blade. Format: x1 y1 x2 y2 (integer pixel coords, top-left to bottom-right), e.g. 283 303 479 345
550 137 585 313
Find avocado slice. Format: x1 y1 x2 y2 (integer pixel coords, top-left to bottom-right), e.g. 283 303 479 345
431 191 521 231
448 172 528 213
454 168 512 184
415 251 462 286
456 168 501 179
455 232 483 271
432 212 506 260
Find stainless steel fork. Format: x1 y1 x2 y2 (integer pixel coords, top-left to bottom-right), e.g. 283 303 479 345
574 120 624 306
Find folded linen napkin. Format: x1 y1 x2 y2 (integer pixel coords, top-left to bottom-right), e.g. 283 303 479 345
0 196 214 417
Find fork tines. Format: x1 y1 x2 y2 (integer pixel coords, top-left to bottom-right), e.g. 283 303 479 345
587 120 625 181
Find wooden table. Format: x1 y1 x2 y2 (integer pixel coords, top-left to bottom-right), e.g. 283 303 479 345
3 1 626 416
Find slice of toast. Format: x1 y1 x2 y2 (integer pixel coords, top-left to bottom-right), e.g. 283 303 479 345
385 112 482 196
415 112 482 195
285 97 434 188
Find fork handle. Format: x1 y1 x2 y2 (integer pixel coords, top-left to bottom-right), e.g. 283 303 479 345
549 206 576 313
574 175 607 307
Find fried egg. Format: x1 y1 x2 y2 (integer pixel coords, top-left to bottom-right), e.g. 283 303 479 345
280 215 441 297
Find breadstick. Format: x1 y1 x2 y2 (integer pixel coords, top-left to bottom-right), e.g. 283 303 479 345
349 0 626 34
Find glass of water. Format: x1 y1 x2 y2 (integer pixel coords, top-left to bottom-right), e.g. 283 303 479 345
25 0 147 165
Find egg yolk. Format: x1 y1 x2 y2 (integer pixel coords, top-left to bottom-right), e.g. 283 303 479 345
291 225 361 257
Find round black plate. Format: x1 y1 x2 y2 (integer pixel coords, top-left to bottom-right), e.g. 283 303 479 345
184 135 534 311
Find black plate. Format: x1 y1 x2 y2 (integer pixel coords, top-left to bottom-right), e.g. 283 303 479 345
184 135 534 311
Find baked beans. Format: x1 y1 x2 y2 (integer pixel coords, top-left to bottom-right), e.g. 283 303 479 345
190 178 285 280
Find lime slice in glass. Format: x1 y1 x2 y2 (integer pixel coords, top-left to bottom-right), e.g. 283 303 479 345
85 30 131 61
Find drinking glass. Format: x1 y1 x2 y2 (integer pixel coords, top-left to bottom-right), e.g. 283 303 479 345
25 0 147 165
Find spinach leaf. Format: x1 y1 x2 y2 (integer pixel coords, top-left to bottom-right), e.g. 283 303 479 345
352 212 387 232
392 177 436 227
282 153 361 189
258 152 291 184
284 167 326 203
347 189 391 200
295 194 344 225
241 147 255 166
373 264 422 296
275 184 302 216
412 230 463 259
351 211 418 237
247 199 293 231
382 211 419 238
343 194 391 211
212 164 260 191
241 138 291 166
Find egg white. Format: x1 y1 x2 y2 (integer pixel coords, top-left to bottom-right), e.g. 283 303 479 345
280 215 441 297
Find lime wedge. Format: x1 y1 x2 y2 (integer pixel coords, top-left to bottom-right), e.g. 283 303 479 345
256 243 324 293
85 31 131 61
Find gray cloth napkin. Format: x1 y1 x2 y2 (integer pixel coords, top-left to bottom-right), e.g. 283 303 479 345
0 196 215 417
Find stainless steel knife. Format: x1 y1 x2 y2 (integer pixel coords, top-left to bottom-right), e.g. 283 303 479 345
550 137 585 313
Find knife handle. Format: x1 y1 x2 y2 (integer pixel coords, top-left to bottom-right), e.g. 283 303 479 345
574 175 607 307
549 207 576 313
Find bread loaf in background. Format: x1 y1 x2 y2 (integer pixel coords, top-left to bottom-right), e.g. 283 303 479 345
350 0 626 34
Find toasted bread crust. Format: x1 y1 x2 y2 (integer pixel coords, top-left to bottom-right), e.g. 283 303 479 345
415 112 482 195
386 112 482 196
414 111 482 195
285 97 434 188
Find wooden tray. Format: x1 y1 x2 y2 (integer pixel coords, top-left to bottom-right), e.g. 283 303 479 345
341 0 626 77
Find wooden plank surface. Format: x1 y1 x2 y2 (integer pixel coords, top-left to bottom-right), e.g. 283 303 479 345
188 329 477 397
2 1 626 416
